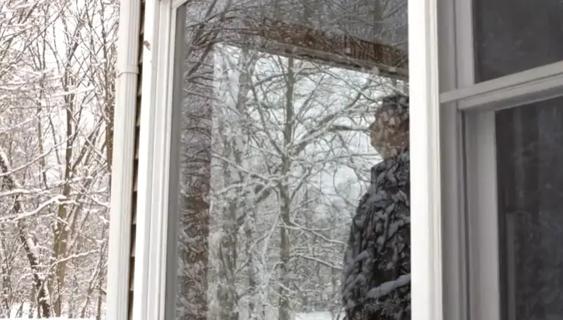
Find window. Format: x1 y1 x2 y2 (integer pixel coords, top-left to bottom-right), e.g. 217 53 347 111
496 99 563 319
474 0 563 81
166 1 409 319
439 0 563 319
133 0 410 319
464 93 563 320
130 0 563 319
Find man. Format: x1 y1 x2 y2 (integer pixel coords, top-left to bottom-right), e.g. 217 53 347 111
342 94 410 320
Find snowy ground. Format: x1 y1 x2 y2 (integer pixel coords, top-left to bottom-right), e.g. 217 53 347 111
5 309 332 320
5 315 330 320
6 318 323 320
5 318 327 320
296 311 344 320
5 303 96 319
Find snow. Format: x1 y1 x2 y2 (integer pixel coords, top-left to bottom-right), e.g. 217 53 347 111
366 274 411 299
295 311 342 320
6 304 95 319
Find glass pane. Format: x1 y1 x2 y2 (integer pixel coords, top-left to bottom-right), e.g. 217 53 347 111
168 1 409 319
496 97 563 320
474 0 563 81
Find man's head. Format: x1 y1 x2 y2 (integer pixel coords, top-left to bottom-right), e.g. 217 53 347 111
369 94 409 159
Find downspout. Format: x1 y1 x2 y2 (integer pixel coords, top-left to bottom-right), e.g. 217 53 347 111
107 0 141 319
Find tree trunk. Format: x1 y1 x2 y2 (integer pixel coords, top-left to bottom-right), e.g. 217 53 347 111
51 94 74 316
278 57 295 320
0 151 51 317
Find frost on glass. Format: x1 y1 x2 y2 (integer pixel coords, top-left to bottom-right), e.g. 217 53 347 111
496 97 563 320
169 1 408 319
474 0 563 81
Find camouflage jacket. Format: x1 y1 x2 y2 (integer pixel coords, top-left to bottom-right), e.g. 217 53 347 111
342 150 410 320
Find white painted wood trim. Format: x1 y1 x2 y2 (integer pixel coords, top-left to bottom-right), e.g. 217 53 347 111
439 0 469 318
438 0 456 92
409 0 443 318
457 71 563 111
106 0 141 319
163 5 185 318
132 0 176 319
440 61 563 105
465 111 501 320
437 1 563 319
441 104 468 320
454 0 475 87
172 0 188 9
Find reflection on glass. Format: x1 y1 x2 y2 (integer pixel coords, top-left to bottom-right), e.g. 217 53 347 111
474 0 563 81
342 95 410 320
496 97 563 320
168 1 408 319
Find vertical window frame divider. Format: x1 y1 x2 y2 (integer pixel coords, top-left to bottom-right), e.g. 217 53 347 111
133 0 179 319
454 0 476 87
464 110 501 319
409 0 444 319
438 0 473 319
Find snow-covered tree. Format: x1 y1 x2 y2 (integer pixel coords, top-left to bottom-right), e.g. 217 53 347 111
0 0 117 317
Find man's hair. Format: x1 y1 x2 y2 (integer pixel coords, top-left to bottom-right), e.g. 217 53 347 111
375 94 409 123
371 94 409 133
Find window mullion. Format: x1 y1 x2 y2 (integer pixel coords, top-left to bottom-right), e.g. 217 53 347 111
440 62 563 110
457 72 563 111
454 0 475 88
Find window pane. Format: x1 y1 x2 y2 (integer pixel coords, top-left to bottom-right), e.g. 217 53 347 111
474 0 563 81
496 97 563 320
168 1 409 319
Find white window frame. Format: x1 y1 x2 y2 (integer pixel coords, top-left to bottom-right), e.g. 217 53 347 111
130 0 444 320
458 74 563 320
438 1 563 320
464 110 501 319
131 1 178 319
